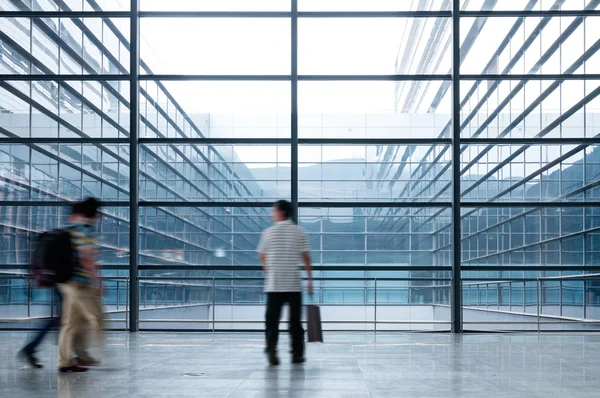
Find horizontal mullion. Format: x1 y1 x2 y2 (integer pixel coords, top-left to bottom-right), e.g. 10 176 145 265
140 75 451 81
138 265 452 271
461 138 600 145
461 266 600 272
298 11 451 18
299 202 452 208
0 11 130 17
461 201 600 208
139 11 451 18
0 201 129 207
140 138 291 144
0 74 128 81
139 138 451 145
139 201 452 208
139 74 290 81
0 264 128 271
460 74 600 80
136 276 451 282
139 201 273 208
460 10 600 17
3 9 597 18
6 74 600 82
302 138 451 145
299 74 451 81
0 137 129 144
139 11 291 18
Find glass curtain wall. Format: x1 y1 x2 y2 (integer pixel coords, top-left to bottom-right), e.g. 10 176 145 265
1 0 599 332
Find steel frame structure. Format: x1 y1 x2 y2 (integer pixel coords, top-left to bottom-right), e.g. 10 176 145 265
2 0 600 333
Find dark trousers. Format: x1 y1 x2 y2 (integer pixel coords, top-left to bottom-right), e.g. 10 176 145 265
22 288 62 355
265 292 304 358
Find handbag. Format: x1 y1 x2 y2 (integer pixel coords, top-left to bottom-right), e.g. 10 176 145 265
307 304 323 343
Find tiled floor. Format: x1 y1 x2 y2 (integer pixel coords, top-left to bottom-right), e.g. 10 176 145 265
2 332 600 397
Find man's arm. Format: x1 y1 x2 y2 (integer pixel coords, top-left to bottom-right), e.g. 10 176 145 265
299 229 313 295
259 253 267 273
257 230 269 273
302 252 313 295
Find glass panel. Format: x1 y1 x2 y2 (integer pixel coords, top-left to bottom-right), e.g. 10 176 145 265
461 207 596 268
460 80 600 139
0 206 130 267
139 144 290 202
0 79 129 139
299 207 452 268
460 16 600 75
460 0 595 11
299 82 451 137
299 18 451 74
140 18 290 75
299 144 451 202
461 144 600 203
139 206 271 267
0 17 130 75
0 144 130 202
140 81 290 139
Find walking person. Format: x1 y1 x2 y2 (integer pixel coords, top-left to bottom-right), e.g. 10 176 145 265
18 288 61 368
57 197 104 373
258 200 313 366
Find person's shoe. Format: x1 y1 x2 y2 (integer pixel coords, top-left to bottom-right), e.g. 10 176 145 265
292 356 306 364
59 365 88 373
76 357 100 367
266 349 280 366
18 350 42 369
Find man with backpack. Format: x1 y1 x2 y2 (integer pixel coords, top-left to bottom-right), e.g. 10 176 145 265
56 197 104 373
19 198 103 370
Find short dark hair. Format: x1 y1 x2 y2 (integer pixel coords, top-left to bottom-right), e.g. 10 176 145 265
72 197 101 219
274 200 293 219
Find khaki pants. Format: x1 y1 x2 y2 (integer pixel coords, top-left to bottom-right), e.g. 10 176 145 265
58 281 104 368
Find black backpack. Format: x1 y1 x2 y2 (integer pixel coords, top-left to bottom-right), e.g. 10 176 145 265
31 228 75 287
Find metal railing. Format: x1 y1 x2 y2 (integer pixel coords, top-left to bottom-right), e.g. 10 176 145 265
3 271 600 331
0 272 130 329
137 276 452 331
462 273 600 331
0 272 453 331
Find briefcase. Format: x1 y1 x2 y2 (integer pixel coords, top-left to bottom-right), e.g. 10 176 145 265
307 304 323 343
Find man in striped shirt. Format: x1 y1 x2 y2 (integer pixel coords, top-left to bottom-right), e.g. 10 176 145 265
258 200 313 365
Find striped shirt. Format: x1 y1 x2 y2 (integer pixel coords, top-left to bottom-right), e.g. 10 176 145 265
257 219 310 293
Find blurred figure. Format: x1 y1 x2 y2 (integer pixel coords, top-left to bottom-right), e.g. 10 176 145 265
258 200 313 366
57 197 104 373
18 288 61 368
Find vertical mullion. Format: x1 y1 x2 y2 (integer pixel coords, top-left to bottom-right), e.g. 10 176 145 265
129 0 140 332
451 0 463 334
291 0 298 223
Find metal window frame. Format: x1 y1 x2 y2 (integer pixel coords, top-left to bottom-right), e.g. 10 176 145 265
3 1 600 334
4 10 600 18
129 0 140 332
451 0 463 333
